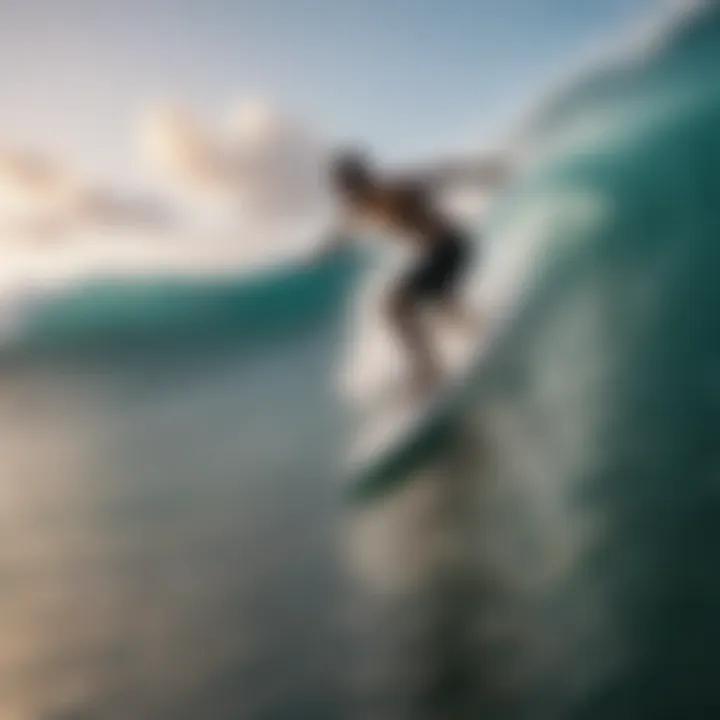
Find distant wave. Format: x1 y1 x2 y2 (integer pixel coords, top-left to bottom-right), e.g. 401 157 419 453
2 248 363 357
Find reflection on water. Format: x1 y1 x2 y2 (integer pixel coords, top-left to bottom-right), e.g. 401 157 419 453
1 336 604 720
345 434 490 720
0 331 609 720
344 415 609 720
0 331 354 719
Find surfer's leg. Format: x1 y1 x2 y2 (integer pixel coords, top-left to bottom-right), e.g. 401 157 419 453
428 230 480 335
388 231 475 395
385 284 441 394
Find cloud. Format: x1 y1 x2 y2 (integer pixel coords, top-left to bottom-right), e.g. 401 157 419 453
4 94 515 250
0 145 79 223
141 100 332 225
141 106 225 197
0 142 172 242
141 98 515 235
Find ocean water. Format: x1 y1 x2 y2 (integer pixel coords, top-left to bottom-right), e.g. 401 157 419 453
3 3 720 719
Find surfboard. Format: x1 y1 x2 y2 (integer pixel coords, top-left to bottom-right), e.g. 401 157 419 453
339 226 527 503
344 312 495 502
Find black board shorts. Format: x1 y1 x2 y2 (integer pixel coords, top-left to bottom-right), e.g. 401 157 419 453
400 230 472 302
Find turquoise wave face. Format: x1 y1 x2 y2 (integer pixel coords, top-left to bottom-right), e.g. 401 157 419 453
10 248 363 357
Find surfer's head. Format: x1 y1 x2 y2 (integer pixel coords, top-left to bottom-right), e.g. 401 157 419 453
330 149 373 200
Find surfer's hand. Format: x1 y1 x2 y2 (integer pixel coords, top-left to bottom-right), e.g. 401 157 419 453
310 232 348 265
303 244 335 270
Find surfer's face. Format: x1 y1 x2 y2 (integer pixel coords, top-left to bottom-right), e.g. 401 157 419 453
331 156 373 202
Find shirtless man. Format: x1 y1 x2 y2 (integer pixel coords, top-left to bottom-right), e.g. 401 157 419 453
318 150 479 395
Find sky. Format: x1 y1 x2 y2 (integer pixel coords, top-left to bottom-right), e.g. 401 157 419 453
0 0 664 191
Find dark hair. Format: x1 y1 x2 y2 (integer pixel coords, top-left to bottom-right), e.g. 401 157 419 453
330 149 372 195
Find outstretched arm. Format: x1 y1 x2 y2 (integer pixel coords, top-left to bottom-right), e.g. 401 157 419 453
396 154 513 195
308 212 358 264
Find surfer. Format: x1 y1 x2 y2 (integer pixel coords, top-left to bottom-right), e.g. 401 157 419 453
316 150 488 396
